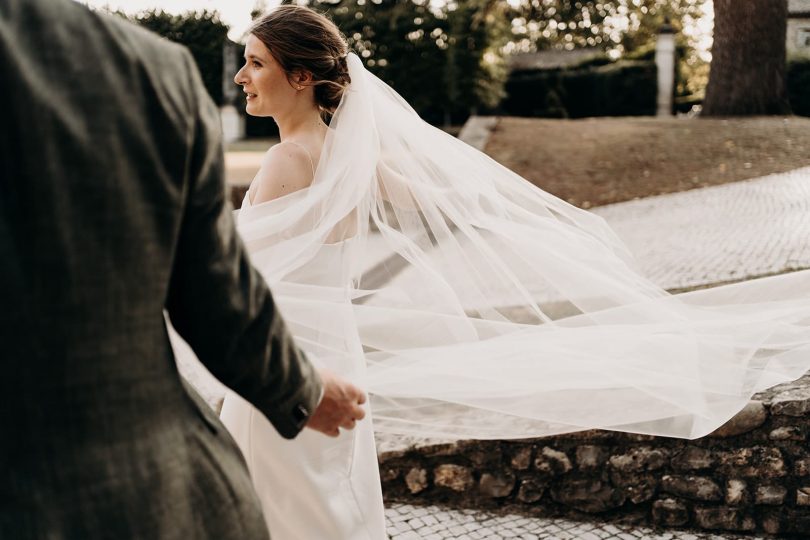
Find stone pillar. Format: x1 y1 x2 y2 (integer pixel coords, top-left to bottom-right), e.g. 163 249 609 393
220 40 244 143
220 105 244 144
655 19 676 117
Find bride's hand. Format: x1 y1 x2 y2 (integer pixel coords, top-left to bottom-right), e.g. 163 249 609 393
306 368 366 437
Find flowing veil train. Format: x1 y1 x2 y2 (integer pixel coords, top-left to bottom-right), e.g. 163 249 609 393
234 52 810 441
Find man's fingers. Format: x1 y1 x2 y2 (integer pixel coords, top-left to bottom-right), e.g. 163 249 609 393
351 405 366 421
356 391 367 405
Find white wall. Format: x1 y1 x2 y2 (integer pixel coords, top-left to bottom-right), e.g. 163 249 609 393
788 18 810 57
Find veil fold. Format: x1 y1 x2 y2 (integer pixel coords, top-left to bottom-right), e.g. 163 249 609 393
236 53 810 440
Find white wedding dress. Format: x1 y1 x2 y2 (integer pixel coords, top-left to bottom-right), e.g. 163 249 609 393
218 188 386 540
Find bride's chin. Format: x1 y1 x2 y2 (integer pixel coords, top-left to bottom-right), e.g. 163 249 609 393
244 104 269 117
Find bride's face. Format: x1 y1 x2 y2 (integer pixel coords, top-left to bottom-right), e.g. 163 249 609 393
234 34 298 117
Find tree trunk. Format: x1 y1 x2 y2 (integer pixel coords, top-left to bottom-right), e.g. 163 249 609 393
702 0 791 116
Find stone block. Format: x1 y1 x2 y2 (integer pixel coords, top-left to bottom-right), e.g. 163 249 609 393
709 401 767 437
717 448 752 467
550 478 626 513
608 447 667 473
717 447 786 478
755 447 787 478
623 433 656 442
755 484 787 505
651 498 689 527
558 429 615 441
479 472 515 498
761 510 782 535
576 445 608 471
434 464 473 492
771 387 810 417
797 487 810 506
725 479 747 506
622 474 657 504
516 478 546 503
694 507 756 532
671 446 714 471
467 443 502 467
380 467 400 483
534 447 572 476
509 445 532 470
795 458 810 476
769 426 805 441
661 475 722 502
417 441 464 457
405 468 428 494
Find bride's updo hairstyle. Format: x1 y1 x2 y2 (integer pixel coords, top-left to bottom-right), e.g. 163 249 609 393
250 5 351 115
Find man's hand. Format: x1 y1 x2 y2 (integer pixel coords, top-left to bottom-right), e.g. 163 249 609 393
306 368 367 437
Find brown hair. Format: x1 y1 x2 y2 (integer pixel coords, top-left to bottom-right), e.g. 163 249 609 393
250 5 350 114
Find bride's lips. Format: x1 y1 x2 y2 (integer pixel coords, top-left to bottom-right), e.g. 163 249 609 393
245 91 258 101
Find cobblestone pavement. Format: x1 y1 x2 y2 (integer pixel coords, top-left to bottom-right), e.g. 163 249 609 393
384 504 763 540
592 166 810 291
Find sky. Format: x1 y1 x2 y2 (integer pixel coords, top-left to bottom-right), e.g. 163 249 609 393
78 0 277 39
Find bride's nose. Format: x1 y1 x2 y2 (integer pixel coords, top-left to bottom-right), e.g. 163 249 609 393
234 65 248 86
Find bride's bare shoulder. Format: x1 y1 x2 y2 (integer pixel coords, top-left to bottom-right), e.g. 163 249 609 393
250 141 315 204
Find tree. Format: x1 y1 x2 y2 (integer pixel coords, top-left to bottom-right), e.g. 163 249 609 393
251 0 269 20
443 0 511 119
504 0 705 56
702 0 790 116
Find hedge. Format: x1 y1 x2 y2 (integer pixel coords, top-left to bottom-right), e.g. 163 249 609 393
502 59 657 118
787 57 810 117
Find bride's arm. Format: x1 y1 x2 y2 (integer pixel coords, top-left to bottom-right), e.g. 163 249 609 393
250 141 315 205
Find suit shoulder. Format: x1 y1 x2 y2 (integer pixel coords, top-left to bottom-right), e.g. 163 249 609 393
93 10 191 64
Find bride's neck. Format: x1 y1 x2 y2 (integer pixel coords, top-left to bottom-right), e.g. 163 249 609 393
275 108 326 142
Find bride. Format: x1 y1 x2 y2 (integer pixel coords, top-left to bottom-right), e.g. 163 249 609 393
177 4 810 540
219 6 386 539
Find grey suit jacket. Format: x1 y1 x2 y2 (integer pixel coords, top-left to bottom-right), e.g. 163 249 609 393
0 0 321 538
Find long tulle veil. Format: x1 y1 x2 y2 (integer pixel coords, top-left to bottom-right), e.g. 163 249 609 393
235 53 810 440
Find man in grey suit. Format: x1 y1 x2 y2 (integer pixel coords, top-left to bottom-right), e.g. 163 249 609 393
0 0 366 538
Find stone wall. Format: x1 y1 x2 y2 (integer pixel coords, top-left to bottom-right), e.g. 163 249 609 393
377 374 810 536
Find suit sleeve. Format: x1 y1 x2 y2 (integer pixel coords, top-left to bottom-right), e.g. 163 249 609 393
165 49 321 439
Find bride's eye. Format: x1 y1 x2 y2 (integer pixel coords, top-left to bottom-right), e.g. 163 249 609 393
252 61 262 68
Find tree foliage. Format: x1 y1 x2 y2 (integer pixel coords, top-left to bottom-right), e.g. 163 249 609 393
308 0 510 123
504 1 704 54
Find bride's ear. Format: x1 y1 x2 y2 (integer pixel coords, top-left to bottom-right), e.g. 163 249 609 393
291 70 314 90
